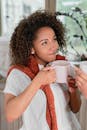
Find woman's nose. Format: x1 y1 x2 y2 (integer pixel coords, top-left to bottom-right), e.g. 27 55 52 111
49 41 58 50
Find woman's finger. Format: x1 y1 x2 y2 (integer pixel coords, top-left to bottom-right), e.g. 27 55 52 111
75 67 87 81
42 66 54 71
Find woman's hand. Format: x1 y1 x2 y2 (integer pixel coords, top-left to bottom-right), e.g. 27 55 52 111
75 67 87 99
67 75 77 93
34 66 56 86
67 75 81 113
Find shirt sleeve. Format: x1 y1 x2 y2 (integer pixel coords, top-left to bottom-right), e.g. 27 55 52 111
3 69 31 96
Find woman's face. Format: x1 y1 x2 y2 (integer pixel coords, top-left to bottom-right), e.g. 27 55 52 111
32 27 59 65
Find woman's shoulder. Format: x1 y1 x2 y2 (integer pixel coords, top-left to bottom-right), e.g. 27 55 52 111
7 68 31 83
8 68 29 77
4 69 31 96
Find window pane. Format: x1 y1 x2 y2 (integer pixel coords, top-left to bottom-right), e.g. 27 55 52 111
56 0 87 61
1 0 45 37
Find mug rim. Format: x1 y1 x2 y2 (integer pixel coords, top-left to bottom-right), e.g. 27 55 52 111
50 60 70 67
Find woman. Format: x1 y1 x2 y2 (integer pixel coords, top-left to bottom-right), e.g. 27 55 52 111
4 10 81 130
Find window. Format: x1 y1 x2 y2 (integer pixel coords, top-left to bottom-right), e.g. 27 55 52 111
0 0 45 37
56 0 87 61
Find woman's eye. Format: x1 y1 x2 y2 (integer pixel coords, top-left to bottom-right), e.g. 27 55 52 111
54 37 57 41
41 41 47 45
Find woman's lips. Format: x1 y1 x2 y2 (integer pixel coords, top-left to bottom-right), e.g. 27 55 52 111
49 50 58 55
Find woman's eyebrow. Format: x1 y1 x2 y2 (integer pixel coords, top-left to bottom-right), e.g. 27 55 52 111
40 39 48 42
39 35 56 42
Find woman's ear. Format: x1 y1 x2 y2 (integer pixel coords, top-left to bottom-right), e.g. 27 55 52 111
31 48 35 54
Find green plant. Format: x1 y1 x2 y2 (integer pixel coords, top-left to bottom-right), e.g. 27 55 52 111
56 7 87 61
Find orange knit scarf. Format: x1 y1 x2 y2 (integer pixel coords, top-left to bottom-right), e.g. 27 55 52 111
7 54 65 130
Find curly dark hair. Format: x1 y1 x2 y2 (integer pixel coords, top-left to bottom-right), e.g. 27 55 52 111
10 10 66 66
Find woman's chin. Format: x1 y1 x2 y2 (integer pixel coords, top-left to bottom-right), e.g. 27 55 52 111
48 56 56 62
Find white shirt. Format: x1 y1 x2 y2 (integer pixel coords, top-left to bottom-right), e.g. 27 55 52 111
4 65 81 130
4 65 50 130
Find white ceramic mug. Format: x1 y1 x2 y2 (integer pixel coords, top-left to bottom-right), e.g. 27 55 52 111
49 60 70 83
80 61 87 74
